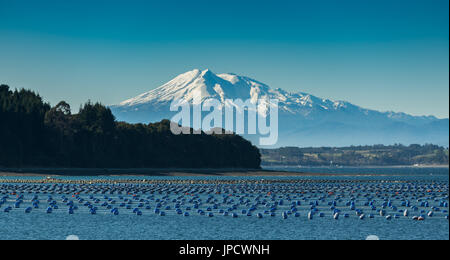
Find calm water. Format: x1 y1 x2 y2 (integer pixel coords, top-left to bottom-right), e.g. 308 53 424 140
0 166 448 240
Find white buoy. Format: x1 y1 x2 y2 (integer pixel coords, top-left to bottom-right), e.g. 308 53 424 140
333 212 340 220
66 235 80 240
366 235 380 240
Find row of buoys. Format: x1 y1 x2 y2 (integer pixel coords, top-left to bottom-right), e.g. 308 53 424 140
4 177 441 186
0 178 448 223
3 201 447 221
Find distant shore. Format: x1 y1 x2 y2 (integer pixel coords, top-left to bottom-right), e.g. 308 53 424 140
263 164 449 168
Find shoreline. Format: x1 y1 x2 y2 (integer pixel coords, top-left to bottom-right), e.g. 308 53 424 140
0 165 448 177
262 164 449 168
0 168 306 177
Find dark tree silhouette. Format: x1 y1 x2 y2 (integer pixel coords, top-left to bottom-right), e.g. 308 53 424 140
0 85 261 169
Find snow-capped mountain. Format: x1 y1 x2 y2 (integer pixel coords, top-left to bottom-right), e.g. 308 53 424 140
110 69 449 147
116 69 350 116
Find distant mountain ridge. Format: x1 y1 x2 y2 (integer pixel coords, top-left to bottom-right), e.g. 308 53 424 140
110 69 449 147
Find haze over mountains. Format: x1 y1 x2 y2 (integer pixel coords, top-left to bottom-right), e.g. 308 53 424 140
110 69 449 147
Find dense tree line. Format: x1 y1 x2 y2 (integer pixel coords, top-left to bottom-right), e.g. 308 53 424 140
0 85 261 169
261 144 449 166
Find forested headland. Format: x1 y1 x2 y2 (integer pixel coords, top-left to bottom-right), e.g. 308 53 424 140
261 145 449 166
0 85 261 169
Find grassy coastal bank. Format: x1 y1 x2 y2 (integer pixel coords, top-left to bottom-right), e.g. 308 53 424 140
0 168 309 177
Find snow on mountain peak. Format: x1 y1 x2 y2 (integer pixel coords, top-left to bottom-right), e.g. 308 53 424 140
116 69 357 115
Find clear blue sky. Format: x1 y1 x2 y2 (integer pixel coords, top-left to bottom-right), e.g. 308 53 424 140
0 0 448 118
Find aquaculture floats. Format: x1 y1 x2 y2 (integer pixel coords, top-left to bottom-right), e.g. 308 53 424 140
0 177 448 221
